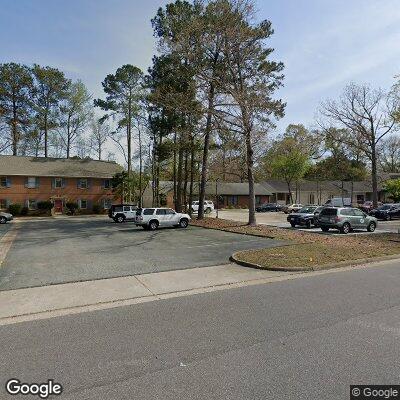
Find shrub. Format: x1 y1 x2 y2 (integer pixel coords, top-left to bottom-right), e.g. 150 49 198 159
92 204 101 214
66 202 78 215
37 201 53 211
8 204 22 216
20 206 28 216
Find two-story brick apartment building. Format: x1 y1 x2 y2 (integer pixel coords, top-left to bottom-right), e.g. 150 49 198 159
0 155 122 213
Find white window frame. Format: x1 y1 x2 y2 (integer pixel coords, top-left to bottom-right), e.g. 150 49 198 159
54 178 63 188
27 177 37 189
80 199 88 209
79 179 88 189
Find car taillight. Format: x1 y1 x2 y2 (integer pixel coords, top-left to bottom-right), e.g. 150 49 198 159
334 216 342 223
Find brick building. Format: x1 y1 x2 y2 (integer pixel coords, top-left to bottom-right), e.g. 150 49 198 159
0 155 122 213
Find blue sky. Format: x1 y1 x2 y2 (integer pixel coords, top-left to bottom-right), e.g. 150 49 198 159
1 0 399 133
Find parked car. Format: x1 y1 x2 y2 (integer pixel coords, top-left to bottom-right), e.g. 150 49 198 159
135 207 191 230
283 204 303 214
318 207 377 234
108 204 138 223
324 197 352 207
287 206 323 228
370 203 400 220
0 211 13 224
256 203 283 212
359 201 382 213
190 200 214 214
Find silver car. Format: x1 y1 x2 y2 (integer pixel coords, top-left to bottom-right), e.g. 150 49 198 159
0 211 13 224
318 207 377 234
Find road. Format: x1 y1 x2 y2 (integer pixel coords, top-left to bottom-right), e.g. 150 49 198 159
1 259 400 399
0 217 284 291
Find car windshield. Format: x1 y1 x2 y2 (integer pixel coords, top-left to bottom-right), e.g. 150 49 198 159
379 205 393 210
299 207 317 213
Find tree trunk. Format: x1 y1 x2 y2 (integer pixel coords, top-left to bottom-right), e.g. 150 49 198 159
176 135 184 212
245 129 256 226
287 181 293 204
189 134 195 217
44 113 48 158
127 96 132 203
138 123 143 208
12 96 18 156
183 148 189 212
198 83 215 220
371 142 378 207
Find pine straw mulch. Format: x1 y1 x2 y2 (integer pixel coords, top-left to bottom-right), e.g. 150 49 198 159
191 217 400 270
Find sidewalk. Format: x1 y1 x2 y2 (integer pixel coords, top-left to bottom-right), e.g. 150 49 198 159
0 264 297 325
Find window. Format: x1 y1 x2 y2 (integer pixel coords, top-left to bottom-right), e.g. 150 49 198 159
0 177 7 187
143 209 155 215
227 195 238 206
356 195 365 204
80 200 87 209
0 199 7 209
340 209 352 216
103 199 112 209
26 177 38 189
54 178 63 188
277 193 286 201
123 206 131 212
255 196 262 205
103 179 111 189
78 179 88 189
320 208 337 216
28 199 37 210
352 209 365 217
165 209 175 215
156 209 166 215
114 206 123 212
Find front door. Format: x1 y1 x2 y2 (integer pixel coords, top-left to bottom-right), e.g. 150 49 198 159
54 199 63 214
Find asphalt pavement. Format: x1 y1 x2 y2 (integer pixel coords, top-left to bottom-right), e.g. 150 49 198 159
1 259 400 399
0 217 285 291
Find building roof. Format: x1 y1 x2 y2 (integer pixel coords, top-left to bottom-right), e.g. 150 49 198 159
0 155 122 178
157 181 273 196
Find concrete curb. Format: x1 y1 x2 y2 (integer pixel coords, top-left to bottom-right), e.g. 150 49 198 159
230 251 400 273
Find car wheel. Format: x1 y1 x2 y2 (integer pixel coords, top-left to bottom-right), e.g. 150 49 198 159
116 215 125 223
341 222 351 234
149 220 158 231
290 222 296 228
386 214 391 221
367 222 376 232
0 216 7 224
179 218 189 228
321 227 329 232
205 208 211 214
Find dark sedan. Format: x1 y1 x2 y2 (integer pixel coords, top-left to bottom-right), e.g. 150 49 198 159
287 206 323 228
370 204 400 220
256 203 283 212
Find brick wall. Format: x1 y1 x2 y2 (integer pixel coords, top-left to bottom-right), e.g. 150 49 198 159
0 176 114 212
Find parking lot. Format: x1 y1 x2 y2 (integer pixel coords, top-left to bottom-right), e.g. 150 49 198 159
0 217 285 291
213 209 400 234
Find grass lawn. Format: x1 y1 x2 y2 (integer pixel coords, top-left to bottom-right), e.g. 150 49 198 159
191 218 400 270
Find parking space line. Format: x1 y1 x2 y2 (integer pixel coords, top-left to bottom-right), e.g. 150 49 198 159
185 239 267 249
0 225 19 267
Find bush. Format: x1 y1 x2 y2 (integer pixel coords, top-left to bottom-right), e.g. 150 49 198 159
20 206 28 216
92 204 101 214
37 201 53 211
66 202 78 215
8 203 22 216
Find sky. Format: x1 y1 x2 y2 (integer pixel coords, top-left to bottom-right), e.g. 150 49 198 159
1 0 399 138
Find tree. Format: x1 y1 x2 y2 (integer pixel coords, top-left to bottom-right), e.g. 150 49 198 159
31 65 70 157
384 179 400 202
0 63 33 155
89 118 110 160
320 83 399 207
378 134 400 173
111 171 139 203
57 80 92 158
265 137 309 203
95 65 144 202
216 0 285 225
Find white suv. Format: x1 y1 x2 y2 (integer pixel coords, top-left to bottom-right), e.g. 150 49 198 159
135 208 191 230
191 200 214 214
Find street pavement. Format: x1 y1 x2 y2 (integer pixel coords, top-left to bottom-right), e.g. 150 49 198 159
1 259 400 399
0 217 285 291
0 223 10 239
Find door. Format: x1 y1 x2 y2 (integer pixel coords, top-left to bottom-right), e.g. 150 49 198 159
351 208 366 228
54 199 63 214
155 209 167 225
164 209 178 226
